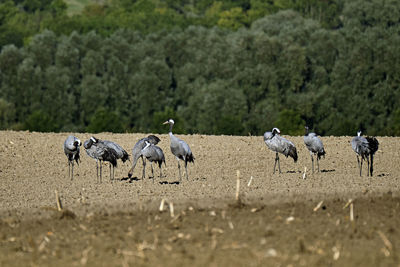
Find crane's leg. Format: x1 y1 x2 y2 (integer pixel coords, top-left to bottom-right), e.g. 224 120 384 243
356 156 360 176
184 160 189 180
71 161 74 181
109 164 114 182
96 160 99 183
142 159 146 181
150 162 155 181
68 161 71 180
277 154 281 174
359 157 363 177
366 156 370 177
159 165 163 179
273 152 278 174
177 158 182 180
310 153 314 174
100 160 103 183
317 155 320 173
370 154 374 177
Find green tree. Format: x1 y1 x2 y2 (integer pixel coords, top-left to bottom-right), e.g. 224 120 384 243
86 108 124 133
24 110 58 132
275 109 305 136
0 98 15 129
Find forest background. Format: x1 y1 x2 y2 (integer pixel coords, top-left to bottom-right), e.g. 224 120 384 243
0 0 399 136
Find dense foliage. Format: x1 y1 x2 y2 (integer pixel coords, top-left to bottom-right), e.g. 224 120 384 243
0 0 399 136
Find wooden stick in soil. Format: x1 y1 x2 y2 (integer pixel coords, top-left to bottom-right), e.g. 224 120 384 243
247 176 253 187
350 203 354 221
159 199 166 212
169 202 175 218
55 190 62 211
235 170 240 201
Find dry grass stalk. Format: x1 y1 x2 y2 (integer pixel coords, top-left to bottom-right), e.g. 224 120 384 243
302 167 307 179
332 246 340 260
350 203 354 221
81 246 92 265
169 202 175 218
235 170 240 201
247 176 253 187
377 230 393 251
343 199 353 209
159 199 166 212
55 190 62 211
313 201 324 212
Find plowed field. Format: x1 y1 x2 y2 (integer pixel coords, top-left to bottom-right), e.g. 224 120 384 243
1 131 399 266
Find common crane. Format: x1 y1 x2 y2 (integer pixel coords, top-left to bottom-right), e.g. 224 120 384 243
351 131 379 176
140 140 166 182
84 136 118 183
63 135 81 180
163 119 194 180
304 126 326 173
102 140 129 163
264 128 298 174
127 135 161 179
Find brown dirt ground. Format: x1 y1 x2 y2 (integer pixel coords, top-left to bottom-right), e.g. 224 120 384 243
0 131 400 266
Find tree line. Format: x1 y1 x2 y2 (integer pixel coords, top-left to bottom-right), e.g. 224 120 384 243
0 0 399 136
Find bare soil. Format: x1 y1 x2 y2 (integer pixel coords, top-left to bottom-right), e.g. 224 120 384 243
1 131 400 266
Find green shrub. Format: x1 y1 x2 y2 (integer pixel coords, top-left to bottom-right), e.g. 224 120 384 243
86 108 124 133
23 110 59 132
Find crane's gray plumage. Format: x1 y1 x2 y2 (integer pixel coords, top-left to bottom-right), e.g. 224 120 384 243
140 141 166 182
264 127 298 174
63 135 81 180
127 135 161 179
84 136 118 183
102 140 130 163
351 131 379 176
163 119 194 180
304 126 325 173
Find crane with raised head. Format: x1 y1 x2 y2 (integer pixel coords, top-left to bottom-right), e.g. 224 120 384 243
163 119 194 180
264 127 298 174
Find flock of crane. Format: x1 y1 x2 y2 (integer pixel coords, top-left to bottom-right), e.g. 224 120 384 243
64 119 194 182
63 118 379 183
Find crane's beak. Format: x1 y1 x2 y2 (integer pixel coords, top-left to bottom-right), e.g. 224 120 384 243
162 121 169 125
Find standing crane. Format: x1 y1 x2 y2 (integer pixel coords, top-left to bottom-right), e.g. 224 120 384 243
102 140 129 163
264 128 298 174
140 140 166 182
163 119 194 180
63 135 81 180
102 140 129 180
127 135 161 179
84 136 118 183
351 131 379 176
304 126 326 173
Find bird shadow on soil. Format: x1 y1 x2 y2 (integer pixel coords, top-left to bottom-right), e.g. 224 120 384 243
320 169 336 173
120 176 140 183
159 180 180 185
377 173 389 177
285 169 335 174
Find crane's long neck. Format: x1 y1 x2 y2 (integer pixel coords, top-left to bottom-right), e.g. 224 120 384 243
305 127 309 136
143 141 151 150
169 123 174 134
